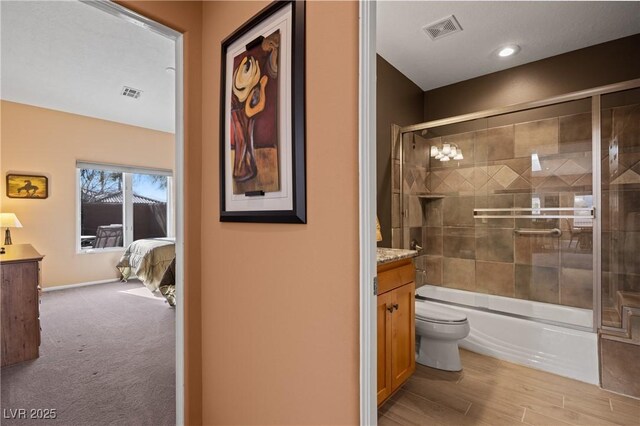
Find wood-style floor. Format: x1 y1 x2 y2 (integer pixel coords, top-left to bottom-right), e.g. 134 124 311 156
379 349 640 426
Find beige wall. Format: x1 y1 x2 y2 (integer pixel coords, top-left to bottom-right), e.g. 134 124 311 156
3 0 361 422
0 101 174 287
200 1 360 424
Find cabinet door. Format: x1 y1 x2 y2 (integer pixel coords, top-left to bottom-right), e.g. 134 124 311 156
1 262 40 367
376 291 393 405
391 282 415 390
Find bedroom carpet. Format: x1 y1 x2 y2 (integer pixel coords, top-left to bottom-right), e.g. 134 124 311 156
1 281 175 426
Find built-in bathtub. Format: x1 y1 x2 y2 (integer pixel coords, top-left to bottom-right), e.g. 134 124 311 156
416 285 599 385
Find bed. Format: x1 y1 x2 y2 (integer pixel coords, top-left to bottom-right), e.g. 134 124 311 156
116 237 176 306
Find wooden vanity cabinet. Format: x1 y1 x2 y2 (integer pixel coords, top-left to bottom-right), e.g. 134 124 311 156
377 258 416 406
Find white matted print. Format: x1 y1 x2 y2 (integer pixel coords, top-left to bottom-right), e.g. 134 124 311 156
220 1 305 223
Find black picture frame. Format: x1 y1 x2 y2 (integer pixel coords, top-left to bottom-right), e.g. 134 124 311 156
219 0 306 223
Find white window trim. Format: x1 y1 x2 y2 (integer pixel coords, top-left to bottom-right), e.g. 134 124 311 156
76 163 174 254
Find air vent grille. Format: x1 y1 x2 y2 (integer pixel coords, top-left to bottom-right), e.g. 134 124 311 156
121 86 142 99
423 15 463 40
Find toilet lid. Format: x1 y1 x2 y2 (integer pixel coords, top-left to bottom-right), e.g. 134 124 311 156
415 300 467 323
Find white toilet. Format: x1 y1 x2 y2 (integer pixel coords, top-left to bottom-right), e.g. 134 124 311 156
415 299 470 371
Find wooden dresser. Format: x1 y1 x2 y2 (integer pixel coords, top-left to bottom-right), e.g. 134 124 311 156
1 244 44 367
377 257 416 406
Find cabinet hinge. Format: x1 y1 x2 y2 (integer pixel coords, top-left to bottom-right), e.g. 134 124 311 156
373 276 378 296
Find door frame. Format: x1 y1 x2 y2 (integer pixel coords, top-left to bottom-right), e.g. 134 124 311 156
358 0 377 424
81 1 186 424
357 0 640 422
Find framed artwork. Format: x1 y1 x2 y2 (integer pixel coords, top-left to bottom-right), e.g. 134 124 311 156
6 174 49 199
220 0 306 223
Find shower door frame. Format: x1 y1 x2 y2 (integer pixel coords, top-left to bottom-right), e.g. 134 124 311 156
397 78 640 333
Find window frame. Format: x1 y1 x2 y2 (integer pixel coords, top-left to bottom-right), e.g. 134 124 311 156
76 162 173 254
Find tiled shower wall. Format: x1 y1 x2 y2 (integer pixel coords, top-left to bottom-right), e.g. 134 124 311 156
391 110 596 309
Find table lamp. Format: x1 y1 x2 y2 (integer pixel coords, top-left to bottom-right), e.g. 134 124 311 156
376 216 382 242
1 213 23 245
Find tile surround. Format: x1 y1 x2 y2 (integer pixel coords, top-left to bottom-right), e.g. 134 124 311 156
442 258 475 291
475 125 515 162
476 227 514 263
476 261 515 297
560 267 593 308
514 117 559 157
514 264 560 304
443 227 475 259
424 255 443 286
443 196 474 227
423 227 443 256
600 337 640 398
390 108 635 311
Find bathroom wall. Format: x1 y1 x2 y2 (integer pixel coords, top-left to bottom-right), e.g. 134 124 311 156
377 55 424 247
423 33 640 121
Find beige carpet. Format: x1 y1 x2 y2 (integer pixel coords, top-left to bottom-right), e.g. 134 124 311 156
1 281 175 425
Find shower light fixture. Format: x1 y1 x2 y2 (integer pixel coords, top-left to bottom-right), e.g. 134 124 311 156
430 143 464 162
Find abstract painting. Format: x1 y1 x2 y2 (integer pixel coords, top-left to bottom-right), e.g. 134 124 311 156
220 1 306 223
230 30 280 194
6 174 49 199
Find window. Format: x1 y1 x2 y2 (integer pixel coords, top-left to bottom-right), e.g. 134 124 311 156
77 162 173 252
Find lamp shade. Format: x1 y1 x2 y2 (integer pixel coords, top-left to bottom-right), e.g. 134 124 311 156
0 213 23 228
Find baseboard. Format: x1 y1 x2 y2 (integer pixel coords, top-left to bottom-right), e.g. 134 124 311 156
42 278 119 292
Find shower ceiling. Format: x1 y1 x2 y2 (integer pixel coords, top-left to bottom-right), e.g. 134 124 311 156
377 1 640 91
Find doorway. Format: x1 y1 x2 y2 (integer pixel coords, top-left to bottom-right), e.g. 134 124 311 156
360 1 640 424
0 1 185 424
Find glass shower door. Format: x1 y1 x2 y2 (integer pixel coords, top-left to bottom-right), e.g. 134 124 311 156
477 99 595 319
402 98 597 328
600 88 640 329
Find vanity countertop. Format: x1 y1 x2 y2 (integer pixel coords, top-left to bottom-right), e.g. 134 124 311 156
376 247 419 265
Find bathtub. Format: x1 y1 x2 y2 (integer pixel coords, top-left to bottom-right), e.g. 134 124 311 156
416 285 599 385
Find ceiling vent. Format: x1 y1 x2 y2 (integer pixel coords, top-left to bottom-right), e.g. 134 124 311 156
423 15 463 41
121 86 142 99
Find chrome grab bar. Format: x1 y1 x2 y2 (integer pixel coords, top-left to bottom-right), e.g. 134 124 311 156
514 228 562 237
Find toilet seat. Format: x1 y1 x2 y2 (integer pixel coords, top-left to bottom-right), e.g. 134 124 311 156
416 300 467 324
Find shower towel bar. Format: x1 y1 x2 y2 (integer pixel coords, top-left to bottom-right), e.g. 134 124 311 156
473 207 595 220
514 228 562 237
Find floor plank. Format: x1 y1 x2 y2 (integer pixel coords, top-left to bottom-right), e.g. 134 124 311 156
392 389 489 426
522 407 574 426
378 349 640 426
378 413 406 426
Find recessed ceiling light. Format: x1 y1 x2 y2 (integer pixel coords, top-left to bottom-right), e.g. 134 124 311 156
497 44 520 58
165 66 175 73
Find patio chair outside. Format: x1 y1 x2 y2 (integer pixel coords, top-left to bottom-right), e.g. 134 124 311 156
94 224 123 248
